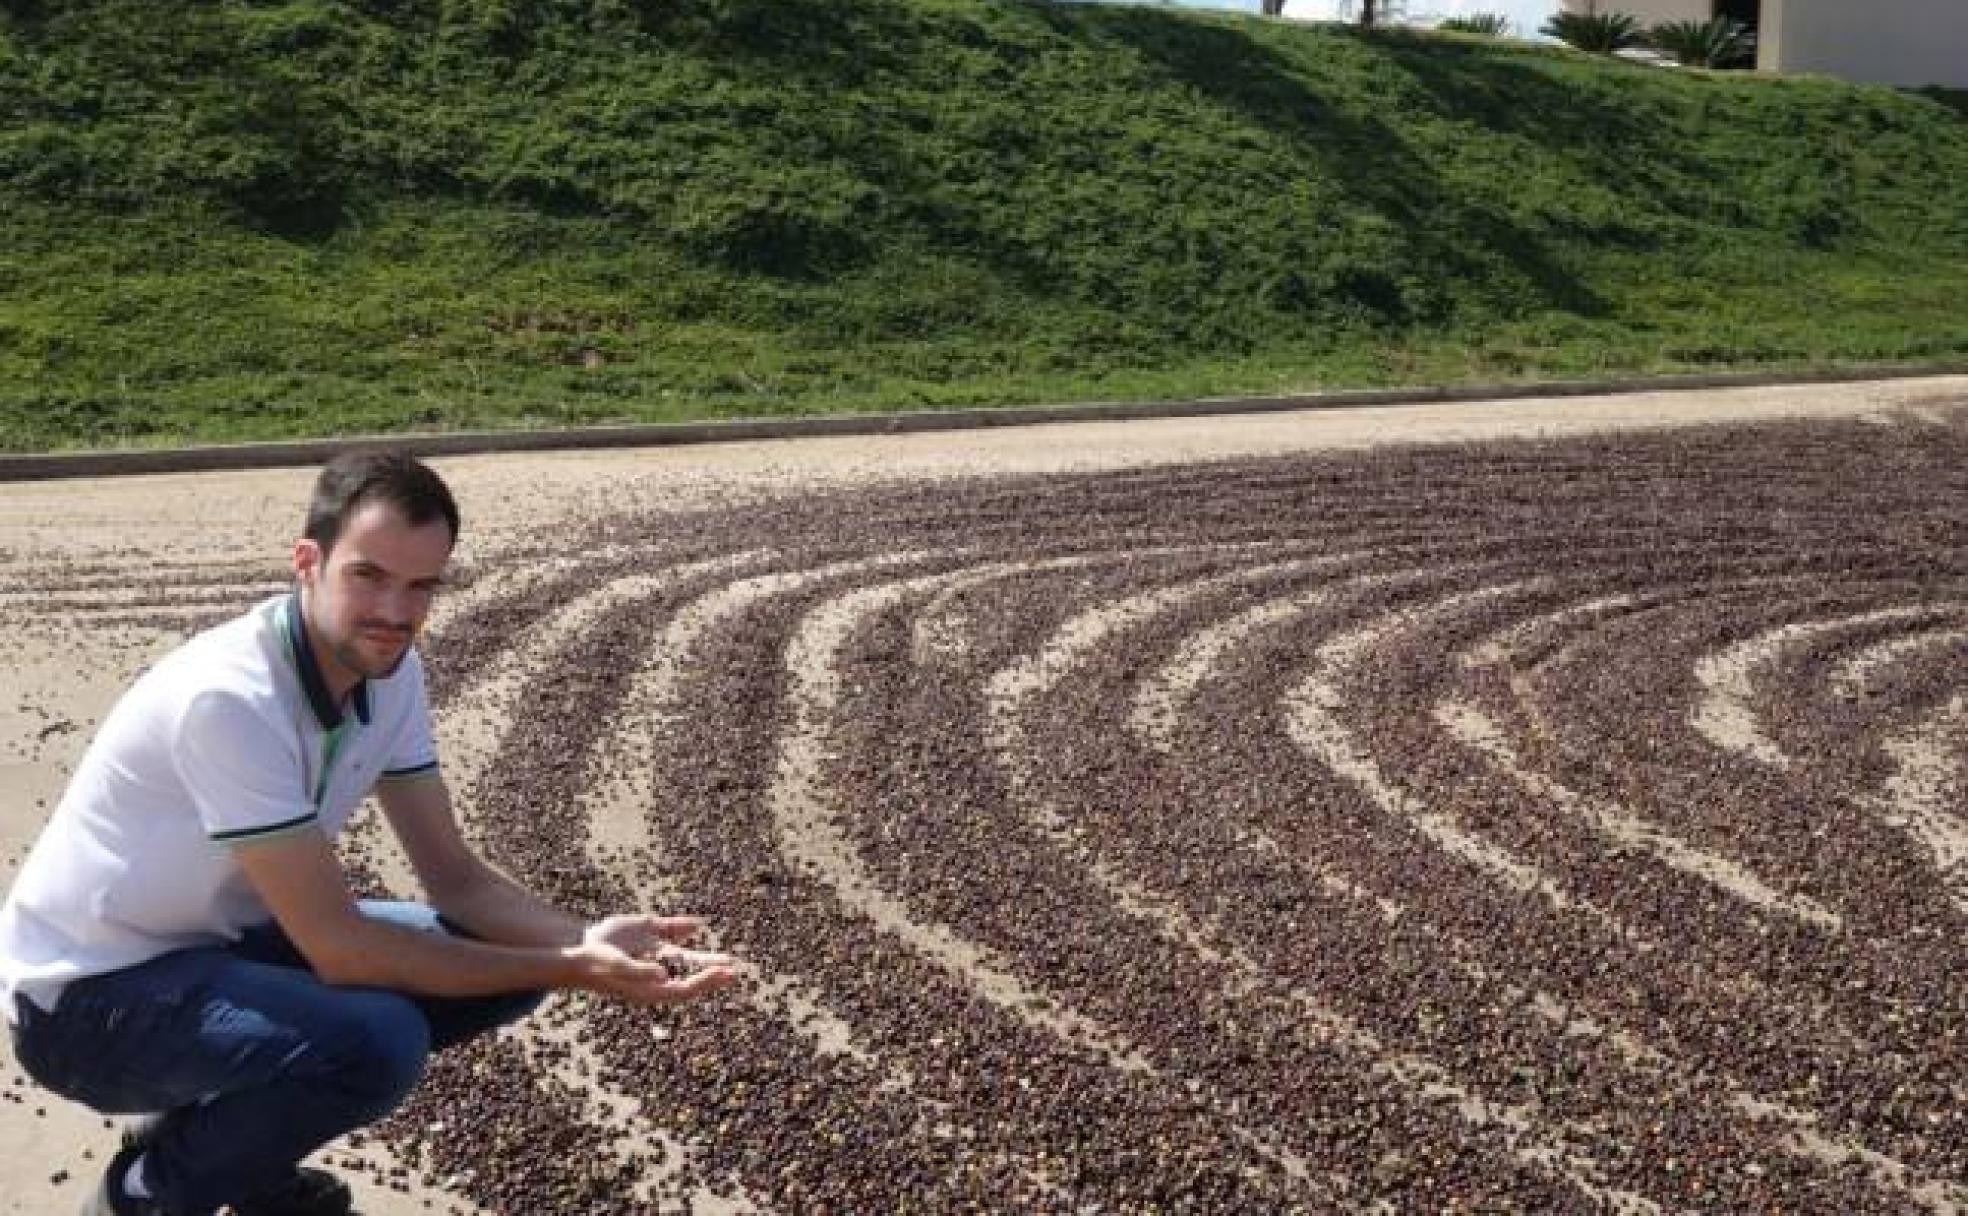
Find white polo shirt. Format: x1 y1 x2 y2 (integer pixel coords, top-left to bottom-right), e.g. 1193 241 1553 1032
0 593 440 1021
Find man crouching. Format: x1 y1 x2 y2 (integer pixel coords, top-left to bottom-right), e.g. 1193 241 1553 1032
1 450 734 1216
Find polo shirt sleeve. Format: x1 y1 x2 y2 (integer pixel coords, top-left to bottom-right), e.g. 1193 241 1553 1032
174 689 317 846
377 650 440 785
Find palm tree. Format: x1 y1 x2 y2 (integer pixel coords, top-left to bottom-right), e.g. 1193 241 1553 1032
1541 10 1644 54
1338 0 1406 28
1438 14 1513 36
1647 17 1753 68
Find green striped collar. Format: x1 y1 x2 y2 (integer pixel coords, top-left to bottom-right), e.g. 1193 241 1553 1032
279 593 372 731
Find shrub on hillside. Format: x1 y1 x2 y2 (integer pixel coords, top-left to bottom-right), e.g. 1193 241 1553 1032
1541 11 1643 55
668 166 880 277
1915 87 1968 120
5 0 1968 447
1438 14 1511 36
1647 17 1752 68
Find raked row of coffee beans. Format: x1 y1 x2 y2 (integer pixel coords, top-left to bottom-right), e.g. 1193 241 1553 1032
13 416 1963 1213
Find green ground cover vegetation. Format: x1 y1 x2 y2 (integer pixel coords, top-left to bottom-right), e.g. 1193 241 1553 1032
2 0 1966 449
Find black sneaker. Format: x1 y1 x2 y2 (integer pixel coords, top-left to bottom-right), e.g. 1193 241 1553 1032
229 1167 354 1216
110 1116 352 1216
79 1139 174 1216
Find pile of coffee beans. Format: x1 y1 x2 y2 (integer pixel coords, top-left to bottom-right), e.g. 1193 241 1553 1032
19 417 1963 1213
400 420 1967 1212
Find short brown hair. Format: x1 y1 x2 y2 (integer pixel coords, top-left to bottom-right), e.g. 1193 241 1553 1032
304 451 460 554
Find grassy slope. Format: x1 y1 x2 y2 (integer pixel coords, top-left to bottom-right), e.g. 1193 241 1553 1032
2 0 1966 449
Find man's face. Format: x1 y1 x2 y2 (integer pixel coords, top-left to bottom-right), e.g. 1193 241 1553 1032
292 500 453 691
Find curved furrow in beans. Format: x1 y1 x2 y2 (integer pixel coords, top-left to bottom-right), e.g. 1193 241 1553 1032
317 416 1963 1213
1742 608 1967 777
614 572 1315 1211
935 559 1675 1206
1117 562 1912 1196
1144 579 1950 1209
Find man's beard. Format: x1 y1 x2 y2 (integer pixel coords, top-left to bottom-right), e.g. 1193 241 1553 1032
331 627 413 680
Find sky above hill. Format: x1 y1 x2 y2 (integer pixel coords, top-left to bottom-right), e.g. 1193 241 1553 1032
1161 0 1561 37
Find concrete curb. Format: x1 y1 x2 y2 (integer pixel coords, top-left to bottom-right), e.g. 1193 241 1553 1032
3 361 1965 482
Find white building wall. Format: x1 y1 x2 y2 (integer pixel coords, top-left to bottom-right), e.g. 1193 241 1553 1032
1562 0 1967 88
1561 0 1711 23
1761 0 1968 88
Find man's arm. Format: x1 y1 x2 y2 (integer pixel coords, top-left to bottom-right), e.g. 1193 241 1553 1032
231 829 730 1005
375 775 721 968
374 775 587 948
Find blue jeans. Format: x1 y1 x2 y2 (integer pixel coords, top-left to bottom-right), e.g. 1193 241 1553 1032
9 901 545 1215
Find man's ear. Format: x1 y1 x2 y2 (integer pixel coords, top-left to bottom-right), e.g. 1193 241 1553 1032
292 538 324 586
